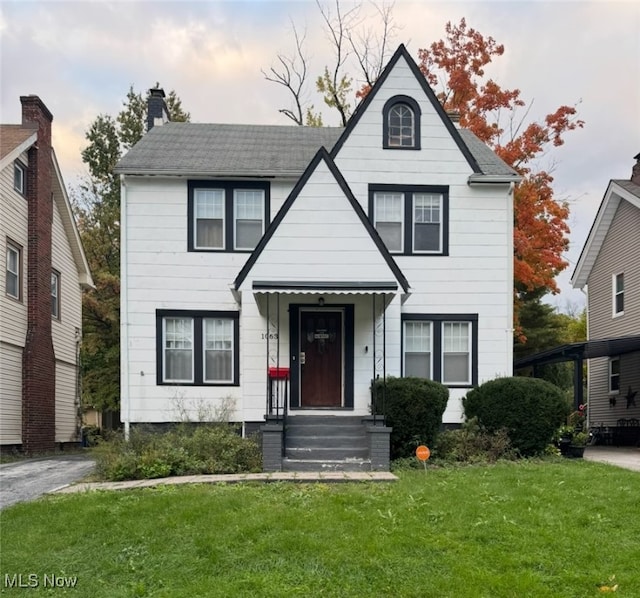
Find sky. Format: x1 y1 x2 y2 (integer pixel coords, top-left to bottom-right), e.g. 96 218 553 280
1 0 639 312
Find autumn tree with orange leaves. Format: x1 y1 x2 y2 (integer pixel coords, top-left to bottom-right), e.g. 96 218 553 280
418 19 584 322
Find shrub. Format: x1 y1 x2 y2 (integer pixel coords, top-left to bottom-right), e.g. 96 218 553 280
93 424 262 481
372 377 448 459
434 418 517 463
463 377 569 456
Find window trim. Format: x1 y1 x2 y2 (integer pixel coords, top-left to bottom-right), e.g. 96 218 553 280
51 270 61 320
609 356 620 394
401 314 478 388
613 272 624 317
13 161 26 195
382 95 421 150
187 181 270 253
6 239 22 302
156 309 240 386
369 184 449 256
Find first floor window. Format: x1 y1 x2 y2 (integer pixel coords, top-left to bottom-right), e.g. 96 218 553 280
6 241 21 300
442 322 471 384
402 315 477 386
609 357 620 393
157 310 239 385
51 270 60 319
204 318 233 382
403 321 432 378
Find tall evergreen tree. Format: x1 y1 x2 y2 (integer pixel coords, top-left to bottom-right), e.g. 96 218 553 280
74 86 189 413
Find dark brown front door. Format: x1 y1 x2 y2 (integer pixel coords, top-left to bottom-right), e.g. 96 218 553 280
300 310 343 407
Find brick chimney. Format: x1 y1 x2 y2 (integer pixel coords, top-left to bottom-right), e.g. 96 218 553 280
20 95 56 454
147 88 170 132
632 152 640 185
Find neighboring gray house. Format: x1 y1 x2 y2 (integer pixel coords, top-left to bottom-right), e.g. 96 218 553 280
571 153 640 441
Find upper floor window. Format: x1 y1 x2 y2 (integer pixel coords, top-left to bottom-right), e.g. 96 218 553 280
51 270 60 320
156 310 239 386
613 273 624 316
369 184 449 255
383 95 421 150
6 240 22 301
14 162 25 194
402 314 478 387
188 181 269 252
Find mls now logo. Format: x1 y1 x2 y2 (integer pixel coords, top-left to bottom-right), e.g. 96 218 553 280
4 574 78 588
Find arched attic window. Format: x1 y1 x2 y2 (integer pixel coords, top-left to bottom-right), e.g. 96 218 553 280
383 95 421 149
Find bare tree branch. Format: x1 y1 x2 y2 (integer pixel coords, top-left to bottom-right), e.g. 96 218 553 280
261 22 309 125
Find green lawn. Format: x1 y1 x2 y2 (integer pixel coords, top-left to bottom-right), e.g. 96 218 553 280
1 460 638 597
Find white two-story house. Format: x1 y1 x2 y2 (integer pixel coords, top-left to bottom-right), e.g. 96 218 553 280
116 45 520 469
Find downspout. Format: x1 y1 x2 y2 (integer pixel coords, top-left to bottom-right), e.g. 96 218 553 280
507 181 515 374
121 175 131 440
75 326 82 441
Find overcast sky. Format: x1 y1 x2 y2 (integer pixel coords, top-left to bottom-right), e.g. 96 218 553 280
1 0 639 311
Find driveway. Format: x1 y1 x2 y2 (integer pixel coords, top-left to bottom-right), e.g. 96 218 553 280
584 446 640 472
0 453 95 510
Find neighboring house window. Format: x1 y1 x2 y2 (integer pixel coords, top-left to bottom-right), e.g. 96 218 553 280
613 273 624 315
369 185 449 255
156 310 239 385
382 95 421 150
6 240 22 301
402 314 477 386
188 182 269 252
14 162 25 194
609 357 620 393
51 270 61 320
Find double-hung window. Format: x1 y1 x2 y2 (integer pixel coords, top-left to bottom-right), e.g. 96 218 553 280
51 270 60 319
6 240 21 301
188 182 269 252
609 357 620 394
613 273 624 316
157 310 239 385
369 185 448 255
14 162 25 194
402 314 477 386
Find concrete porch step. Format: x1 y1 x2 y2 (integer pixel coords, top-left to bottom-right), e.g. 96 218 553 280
285 434 367 449
282 458 372 472
285 446 369 460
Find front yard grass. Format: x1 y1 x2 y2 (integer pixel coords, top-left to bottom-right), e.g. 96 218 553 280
1 460 638 597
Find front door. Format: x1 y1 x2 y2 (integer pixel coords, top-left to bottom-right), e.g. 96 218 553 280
300 310 343 407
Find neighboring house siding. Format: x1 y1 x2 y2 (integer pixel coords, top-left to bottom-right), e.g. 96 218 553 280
1 152 29 348
587 199 640 426
0 343 22 444
55 360 78 442
51 196 82 442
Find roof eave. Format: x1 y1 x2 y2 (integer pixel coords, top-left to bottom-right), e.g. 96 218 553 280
467 174 522 185
0 131 37 171
114 168 298 179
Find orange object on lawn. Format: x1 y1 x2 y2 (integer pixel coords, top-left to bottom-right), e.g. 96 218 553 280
416 445 430 461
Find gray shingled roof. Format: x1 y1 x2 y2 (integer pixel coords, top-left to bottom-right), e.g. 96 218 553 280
115 122 518 179
611 178 640 198
115 123 343 178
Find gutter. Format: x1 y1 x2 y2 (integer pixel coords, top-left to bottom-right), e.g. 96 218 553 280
467 174 523 185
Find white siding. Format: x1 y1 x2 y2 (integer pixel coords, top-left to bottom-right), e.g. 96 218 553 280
0 342 22 444
122 53 513 426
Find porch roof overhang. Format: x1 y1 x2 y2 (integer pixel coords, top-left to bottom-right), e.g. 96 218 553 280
514 335 640 370
251 280 399 294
